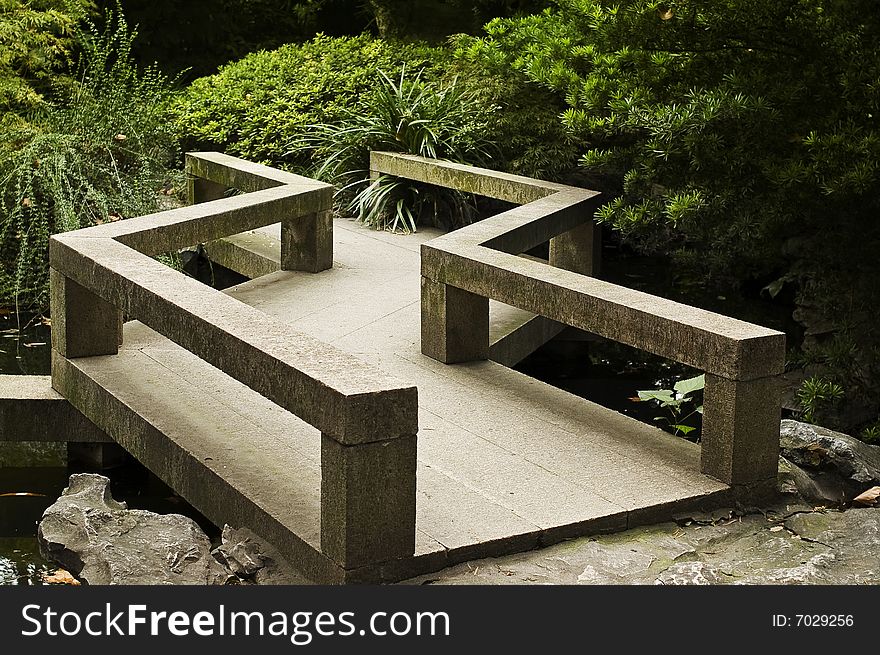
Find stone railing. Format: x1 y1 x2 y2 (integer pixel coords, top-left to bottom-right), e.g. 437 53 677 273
49 152 418 571
371 151 785 489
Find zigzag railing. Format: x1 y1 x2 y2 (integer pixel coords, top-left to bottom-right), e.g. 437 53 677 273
372 151 785 489
49 152 418 573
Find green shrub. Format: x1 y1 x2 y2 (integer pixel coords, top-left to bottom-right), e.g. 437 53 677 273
0 0 95 119
451 40 579 181
171 34 451 169
458 0 880 428
0 10 180 310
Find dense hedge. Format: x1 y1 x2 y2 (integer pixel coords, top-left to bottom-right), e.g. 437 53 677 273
171 34 451 169
173 32 580 182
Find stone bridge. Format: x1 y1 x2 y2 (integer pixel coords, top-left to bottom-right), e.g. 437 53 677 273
0 153 785 583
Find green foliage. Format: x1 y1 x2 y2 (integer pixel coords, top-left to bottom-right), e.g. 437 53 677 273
367 0 551 41
0 9 180 310
0 0 95 117
294 68 496 232
450 42 579 180
861 424 880 445
637 373 704 438
796 376 844 425
462 0 880 427
171 34 450 169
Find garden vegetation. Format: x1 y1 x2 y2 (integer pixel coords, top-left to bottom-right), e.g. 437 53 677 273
1 0 877 437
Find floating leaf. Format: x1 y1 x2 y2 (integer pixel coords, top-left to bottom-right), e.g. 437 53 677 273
674 374 705 397
42 569 81 585
853 486 880 506
638 389 676 404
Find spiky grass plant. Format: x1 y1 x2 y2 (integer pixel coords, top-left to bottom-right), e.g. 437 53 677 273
292 68 497 233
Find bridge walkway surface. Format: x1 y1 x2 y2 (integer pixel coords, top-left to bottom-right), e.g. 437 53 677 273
64 217 730 582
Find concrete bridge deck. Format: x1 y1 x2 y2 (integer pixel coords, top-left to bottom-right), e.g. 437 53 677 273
60 217 731 582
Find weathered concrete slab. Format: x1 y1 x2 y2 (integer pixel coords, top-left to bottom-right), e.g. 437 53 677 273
210 224 564 365
222 218 731 573
0 375 110 443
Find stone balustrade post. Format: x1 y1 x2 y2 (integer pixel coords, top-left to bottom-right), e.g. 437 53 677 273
549 219 601 277
420 277 489 364
49 268 121 359
701 374 782 487
281 209 333 273
320 431 417 570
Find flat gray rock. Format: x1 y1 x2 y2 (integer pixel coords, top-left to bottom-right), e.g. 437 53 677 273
38 473 231 585
405 504 880 585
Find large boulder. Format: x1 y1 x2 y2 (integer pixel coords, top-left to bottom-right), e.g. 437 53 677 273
38 473 232 585
780 420 880 499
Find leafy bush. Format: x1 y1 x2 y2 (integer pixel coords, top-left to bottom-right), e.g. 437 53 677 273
0 0 95 118
171 34 451 169
796 376 844 426
637 374 704 439
0 10 180 310
459 0 880 430
451 39 579 181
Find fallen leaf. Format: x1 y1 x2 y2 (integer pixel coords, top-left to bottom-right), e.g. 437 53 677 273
659 7 674 20
21 197 31 207
853 486 880 506
114 133 127 142
108 212 122 222
42 569 81 586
